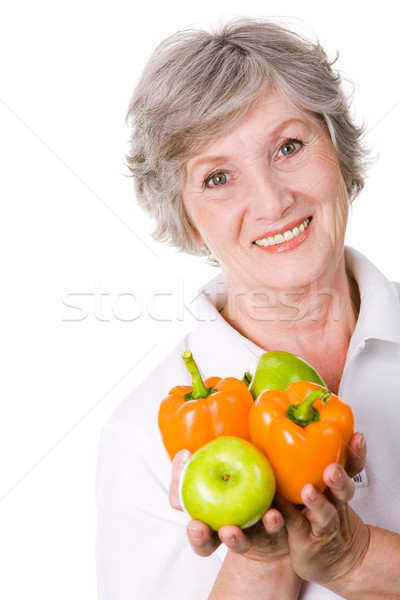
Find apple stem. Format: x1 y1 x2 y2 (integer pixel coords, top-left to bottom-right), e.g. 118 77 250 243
182 350 211 400
286 388 331 427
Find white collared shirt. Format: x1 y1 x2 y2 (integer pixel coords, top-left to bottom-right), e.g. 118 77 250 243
96 247 400 600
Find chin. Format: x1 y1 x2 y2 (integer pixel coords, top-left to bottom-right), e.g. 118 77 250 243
250 261 321 292
262 241 340 289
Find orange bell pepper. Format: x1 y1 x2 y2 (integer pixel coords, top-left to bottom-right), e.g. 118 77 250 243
158 350 254 460
249 381 354 504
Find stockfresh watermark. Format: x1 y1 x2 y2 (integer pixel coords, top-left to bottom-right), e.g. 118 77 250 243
61 280 341 324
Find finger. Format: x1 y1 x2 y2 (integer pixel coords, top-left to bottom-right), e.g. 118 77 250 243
262 508 286 535
300 484 339 537
275 493 310 540
345 432 367 478
218 525 252 554
169 449 192 510
323 463 355 506
187 519 222 557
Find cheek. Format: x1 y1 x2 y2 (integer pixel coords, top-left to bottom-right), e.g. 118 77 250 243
323 166 349 213
182 194 206 246
184 194 241 247
183 198 222 249
197 211 234 249
304 153 347 206
317 169 350 235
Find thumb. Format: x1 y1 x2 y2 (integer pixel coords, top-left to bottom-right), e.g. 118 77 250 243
169 449 192 510
275 493 310 541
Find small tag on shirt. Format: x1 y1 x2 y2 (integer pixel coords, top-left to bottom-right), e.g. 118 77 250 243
353 468 368 489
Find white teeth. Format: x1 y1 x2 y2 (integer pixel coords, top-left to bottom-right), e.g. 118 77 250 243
254 218 311 247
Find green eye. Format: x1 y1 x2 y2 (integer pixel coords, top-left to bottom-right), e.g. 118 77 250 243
281 142 297 155
207 172 227 186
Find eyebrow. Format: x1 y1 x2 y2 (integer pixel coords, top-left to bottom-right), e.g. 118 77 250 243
187 117 312 171
188 155 231 170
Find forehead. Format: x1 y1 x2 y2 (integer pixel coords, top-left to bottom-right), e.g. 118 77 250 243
186 88 324 169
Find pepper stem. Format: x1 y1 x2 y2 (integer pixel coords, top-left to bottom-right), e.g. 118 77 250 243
286 388 332 427
182 350 210 399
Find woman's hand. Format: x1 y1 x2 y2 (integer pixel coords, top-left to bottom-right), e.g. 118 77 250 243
169 432 367 565
169 449 220 557
344 431 366 478
276 463 370 585
170 449 301 599
276 432 369 587
169 449 290 561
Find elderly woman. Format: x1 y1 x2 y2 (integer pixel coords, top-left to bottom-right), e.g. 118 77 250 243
96 19 400 599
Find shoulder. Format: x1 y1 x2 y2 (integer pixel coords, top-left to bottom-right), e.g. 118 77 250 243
96 337 193 501
101 337 191 440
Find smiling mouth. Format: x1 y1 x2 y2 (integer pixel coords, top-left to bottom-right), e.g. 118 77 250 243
253 217 312 248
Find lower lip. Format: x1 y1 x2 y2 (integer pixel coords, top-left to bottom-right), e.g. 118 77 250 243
254 220 312 254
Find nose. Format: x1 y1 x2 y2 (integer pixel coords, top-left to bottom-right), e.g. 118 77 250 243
244 165 295 224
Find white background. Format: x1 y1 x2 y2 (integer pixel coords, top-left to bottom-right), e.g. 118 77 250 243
0 1 399 597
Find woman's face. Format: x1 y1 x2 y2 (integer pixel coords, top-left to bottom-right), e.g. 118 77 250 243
182 87 349 292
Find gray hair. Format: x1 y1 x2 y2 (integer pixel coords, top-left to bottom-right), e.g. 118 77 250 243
126 18 370 256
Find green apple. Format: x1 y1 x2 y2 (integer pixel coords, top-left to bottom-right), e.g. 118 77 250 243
179 436 275 531
243 351 326 399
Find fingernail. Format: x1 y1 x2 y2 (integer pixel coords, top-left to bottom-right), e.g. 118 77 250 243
177 450 191 467
188 527 203 540
222 534 236 544
307 486 319 502
267 514 278 527
331 467 342 483
357 434 365 450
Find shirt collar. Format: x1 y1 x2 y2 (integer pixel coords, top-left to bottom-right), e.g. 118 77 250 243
188 247 400 378
344 246 400 351
188 274 263 380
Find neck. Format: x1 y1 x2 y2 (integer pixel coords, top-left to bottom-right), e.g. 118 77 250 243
220 259 359 394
